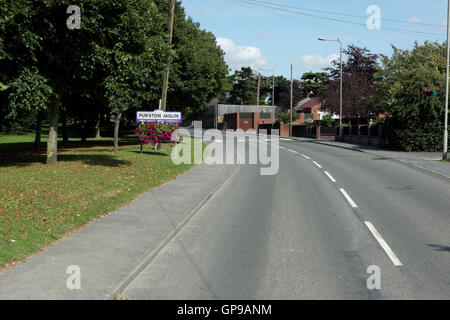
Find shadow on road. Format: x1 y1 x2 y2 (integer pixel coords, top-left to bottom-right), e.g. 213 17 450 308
428 244 450 252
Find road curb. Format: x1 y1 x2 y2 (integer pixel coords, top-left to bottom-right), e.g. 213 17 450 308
104 162 241 300
394 159 450 181
309 139 450 181
312 140 367 153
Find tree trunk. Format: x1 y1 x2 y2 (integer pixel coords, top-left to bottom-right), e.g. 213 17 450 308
95 112 102 139
81 117 87 143
62 108 69 146
46 100 59 165
34 110 42 150
113 112 122 152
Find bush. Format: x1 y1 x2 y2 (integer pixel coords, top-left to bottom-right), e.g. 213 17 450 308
277 110 299 124
135 123 179 145
313 115 335 127
386 116 446 151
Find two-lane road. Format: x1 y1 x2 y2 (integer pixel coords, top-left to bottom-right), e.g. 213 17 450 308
121 137 450 299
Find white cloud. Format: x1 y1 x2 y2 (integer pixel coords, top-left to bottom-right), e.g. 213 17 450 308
300 54 339 71
216 37 269 71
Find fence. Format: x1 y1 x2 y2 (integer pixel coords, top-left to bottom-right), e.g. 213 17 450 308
289 124 387 146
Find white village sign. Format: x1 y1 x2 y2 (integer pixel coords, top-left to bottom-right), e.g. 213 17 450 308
136 110 182 123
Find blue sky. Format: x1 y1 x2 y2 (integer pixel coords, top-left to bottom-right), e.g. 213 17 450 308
182 0 448 78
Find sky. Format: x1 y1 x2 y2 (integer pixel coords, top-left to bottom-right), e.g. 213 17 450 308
182 0 448 78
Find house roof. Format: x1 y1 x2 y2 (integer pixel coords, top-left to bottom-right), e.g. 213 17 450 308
294 97 311 109
294 98 321 111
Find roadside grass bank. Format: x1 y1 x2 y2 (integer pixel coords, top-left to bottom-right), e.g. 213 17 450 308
0 134 199 268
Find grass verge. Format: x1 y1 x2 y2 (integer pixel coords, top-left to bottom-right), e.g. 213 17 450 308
0 134 198 268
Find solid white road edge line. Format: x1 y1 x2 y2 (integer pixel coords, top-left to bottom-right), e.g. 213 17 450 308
313 161 322 168
324 171 337 182
364 221 403 266
339 188 358 208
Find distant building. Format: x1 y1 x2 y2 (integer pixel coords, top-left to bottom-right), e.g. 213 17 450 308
294 97 323 124
202 104 278 131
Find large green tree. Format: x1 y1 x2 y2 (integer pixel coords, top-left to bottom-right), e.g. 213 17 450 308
300 71 329 97
227 67 258 105
374 41 449 151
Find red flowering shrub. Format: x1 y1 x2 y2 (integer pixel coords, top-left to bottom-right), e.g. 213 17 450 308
135 122 179 145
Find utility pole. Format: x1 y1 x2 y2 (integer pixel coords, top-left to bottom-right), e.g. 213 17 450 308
290 64 293 137
444 0 449 159
157 0 175 150
272 72 275 131
256 73 261 106
339 39 343 140
160 0 176 112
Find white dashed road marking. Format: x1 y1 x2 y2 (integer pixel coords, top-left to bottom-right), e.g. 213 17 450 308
324 171 337 182
339 188 358 208
364 221 403 266
301 154 310 159
312 161 322 168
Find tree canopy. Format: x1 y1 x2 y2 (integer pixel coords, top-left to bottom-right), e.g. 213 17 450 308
0 0 230 162
320 45 379 120
374 41 448 151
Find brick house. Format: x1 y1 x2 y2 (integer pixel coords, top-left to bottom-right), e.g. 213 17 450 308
293 97 323 124
214 104 278 131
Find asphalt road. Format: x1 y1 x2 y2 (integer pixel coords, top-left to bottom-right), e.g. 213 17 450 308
121 137 450 299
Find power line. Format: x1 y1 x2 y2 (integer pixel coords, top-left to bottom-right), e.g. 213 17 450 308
224 0 414 46
186 0 235 39
241 0 446 29
233 0 445 38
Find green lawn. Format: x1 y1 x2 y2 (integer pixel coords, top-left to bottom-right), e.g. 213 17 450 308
0 133 198 269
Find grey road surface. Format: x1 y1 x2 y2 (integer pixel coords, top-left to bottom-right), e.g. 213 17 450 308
122 137 450 300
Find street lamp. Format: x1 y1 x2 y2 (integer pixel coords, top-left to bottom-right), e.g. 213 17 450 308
318 37 343 139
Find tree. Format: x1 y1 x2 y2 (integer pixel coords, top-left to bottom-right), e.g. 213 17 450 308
274 78 303 110
374 41 449 151
95 0 170 152
277 109 299 124
0 0 171 157
168 6 230 115
227 67 258 105
320 45 378 121
0 0 230 158
300 71 329 97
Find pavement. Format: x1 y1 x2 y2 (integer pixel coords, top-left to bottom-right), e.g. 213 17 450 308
0 159 237 299
0 135 449 299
